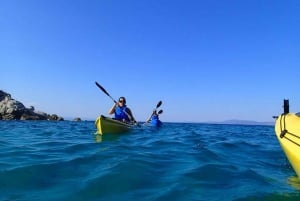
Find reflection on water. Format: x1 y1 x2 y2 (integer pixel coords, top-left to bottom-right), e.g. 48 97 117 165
95 134 102 143
288 176 300 190
94 133 124 143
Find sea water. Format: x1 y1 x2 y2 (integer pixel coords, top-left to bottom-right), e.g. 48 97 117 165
0 121 300 201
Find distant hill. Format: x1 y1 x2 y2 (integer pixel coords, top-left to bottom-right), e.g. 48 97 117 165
208 119 275 126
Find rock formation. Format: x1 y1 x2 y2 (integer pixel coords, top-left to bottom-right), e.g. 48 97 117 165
0 90 64 121
73 117 82 121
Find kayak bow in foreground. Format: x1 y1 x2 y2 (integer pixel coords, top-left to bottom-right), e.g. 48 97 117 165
275 100 300 178
95 115 133 135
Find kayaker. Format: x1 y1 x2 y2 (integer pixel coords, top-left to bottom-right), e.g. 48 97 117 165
109 97 137 124
146 109 162 126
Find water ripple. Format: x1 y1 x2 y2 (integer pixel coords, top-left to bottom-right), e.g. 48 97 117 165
0 121 299 200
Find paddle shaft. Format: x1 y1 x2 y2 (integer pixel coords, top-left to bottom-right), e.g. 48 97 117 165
95 81 117 103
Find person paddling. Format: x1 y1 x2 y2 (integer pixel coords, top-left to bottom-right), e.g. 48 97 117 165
109 97 137 124
146 109 162 126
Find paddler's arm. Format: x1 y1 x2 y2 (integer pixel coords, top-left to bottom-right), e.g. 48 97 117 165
126 108 137 124
146 114 153 123
108 102 118 115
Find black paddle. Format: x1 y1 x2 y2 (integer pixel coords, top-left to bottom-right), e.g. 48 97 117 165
156 100 162 109
95 81 137 124
95 81 117 103
158 109 163 115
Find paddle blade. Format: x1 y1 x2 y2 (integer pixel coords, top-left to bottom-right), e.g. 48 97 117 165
158 109 163 114
156 101 162 109
95 82 110 97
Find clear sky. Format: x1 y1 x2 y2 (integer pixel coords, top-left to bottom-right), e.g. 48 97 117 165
1 0 299 122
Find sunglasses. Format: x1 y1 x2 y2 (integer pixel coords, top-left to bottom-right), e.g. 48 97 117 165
119 99 124 103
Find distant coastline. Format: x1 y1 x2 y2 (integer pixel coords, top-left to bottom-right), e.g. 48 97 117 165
161 120 275 126
0 90 65 121
205 119 275 126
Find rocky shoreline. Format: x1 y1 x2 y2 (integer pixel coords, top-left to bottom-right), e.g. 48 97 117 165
0 90 64 121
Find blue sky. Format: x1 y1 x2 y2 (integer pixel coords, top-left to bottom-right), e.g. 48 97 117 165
1 0 300 122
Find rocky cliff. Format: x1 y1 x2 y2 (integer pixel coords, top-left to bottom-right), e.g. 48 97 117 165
0 90 64 121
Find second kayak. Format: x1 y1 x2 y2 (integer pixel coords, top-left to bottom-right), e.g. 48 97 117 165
150 119 162 127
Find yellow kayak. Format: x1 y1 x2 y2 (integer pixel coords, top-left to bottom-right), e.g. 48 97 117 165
95 115 133 135
275 103 300 177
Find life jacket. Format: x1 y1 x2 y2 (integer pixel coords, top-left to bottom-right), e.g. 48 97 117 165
115 106 130 122
151 114 159 121
151 115 162 126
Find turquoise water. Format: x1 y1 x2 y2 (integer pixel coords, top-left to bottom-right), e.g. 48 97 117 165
0 121 300 201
